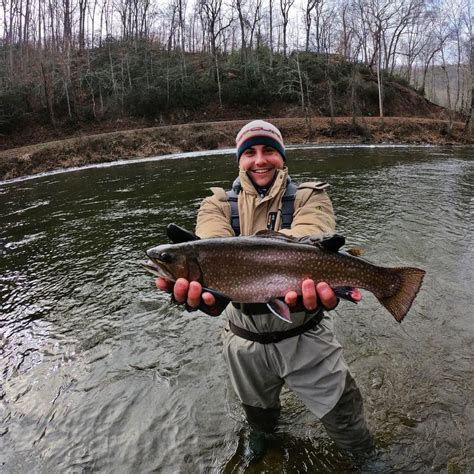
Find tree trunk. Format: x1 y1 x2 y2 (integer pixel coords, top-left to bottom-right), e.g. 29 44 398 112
464 36 473 137
351 64 359 127
304 72 312 140
376 47 384 122
215 53 223 107
41 63 56 128
269 0 273 66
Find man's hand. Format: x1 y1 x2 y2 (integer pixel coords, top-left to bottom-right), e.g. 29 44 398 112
156 277 349 313
285 279 339 311
156 277 216 308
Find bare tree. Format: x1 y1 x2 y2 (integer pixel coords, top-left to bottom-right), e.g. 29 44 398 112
268 0 274 64
303 0 319 52
280 0 295 58
235 0 248 63
338 2 354 58
199 0 233 105
463 0 473 134
247 0 263 51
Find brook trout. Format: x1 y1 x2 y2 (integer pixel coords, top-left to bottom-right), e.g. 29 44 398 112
143 229 425 323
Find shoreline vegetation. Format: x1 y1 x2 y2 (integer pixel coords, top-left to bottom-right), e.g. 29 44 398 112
0 116 469 181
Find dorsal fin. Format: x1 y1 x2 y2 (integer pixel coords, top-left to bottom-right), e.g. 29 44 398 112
297 233 346 252
254 230 346 251
254 230 298 242
167 223 200 243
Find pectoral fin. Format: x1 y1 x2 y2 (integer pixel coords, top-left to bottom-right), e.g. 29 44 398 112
266 299 293 323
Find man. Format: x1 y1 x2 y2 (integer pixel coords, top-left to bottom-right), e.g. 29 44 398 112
156 120 373 456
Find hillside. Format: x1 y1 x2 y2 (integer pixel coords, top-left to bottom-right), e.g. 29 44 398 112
1 50 470 181
0 51 451 151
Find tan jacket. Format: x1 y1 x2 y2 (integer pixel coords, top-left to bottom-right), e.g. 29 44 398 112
195 167 336 238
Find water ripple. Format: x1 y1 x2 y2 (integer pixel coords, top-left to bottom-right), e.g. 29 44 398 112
0 146 473 471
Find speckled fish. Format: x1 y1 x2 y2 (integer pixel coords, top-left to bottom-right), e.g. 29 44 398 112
143 229 425 323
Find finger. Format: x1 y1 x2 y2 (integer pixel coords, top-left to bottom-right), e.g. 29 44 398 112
284 290 298 306
156 277 173 292
202 292 217 307
302 279 317 311
317 282 338 310
351 288 362 302
187 281 203 307
174 278 189 303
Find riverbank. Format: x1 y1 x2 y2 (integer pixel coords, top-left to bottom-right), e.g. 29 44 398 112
0 116 470 180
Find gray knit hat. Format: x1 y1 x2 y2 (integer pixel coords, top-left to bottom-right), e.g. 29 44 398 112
235 120 286 161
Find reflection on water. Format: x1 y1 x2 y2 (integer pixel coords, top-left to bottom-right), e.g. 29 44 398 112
1 146 473 472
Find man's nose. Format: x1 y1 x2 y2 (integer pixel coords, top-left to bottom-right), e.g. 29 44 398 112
254 150 266 164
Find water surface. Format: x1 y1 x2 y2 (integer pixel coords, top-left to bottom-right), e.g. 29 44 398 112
1 146 473 472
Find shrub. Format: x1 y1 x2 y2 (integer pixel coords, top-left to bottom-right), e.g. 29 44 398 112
0 86 31 132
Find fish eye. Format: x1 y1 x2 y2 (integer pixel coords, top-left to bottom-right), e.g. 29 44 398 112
159 251 175 263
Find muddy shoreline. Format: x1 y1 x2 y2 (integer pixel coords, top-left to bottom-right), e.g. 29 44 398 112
0 116 470 181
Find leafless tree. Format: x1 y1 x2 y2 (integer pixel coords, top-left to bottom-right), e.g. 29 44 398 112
463 0 473 134
280 0 295 58
302 0 319 52
198 0 233 104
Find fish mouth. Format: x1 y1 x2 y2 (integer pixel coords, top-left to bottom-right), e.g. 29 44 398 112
140 260 175 281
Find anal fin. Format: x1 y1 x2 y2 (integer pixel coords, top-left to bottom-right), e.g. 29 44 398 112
266 299 293 323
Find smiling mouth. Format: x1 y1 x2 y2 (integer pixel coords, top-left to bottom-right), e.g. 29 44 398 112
252 168 273 174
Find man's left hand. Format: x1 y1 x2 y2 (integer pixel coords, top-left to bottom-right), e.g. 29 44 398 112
285 280 338 311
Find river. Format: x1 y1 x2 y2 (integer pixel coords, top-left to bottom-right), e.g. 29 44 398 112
1 145 473 472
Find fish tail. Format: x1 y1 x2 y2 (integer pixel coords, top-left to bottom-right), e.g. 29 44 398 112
375 267 426 322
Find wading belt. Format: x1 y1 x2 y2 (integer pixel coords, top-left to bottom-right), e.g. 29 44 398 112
228 310 324 344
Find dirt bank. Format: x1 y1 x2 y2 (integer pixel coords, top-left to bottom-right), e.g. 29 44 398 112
0 116 470 181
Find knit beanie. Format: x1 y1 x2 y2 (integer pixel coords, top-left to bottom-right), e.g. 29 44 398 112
235 120 286 161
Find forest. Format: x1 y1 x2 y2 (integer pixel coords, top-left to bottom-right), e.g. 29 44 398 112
0 0 472 137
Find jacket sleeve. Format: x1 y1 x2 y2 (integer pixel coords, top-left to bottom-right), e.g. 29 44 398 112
279 184 336 238
195 188 235 239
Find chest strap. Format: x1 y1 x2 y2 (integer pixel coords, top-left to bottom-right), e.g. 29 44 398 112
226 180 298 236
228 310 324 344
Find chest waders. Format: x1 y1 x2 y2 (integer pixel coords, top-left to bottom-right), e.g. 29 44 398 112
226 179 298 236
225 178 324 342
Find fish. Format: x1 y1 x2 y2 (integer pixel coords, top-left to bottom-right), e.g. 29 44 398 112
143 227 425 323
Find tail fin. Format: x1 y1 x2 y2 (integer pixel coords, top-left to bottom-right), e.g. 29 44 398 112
376 267 426 322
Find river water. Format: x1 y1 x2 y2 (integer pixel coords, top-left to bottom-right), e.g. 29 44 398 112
1 146 473 472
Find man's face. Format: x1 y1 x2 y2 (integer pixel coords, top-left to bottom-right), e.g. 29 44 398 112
239 144 284 188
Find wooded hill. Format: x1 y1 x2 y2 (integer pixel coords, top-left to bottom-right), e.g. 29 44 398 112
1 0 471 149
0 45 446 148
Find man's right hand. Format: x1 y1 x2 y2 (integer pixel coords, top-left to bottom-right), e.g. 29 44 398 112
155 277 217 309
